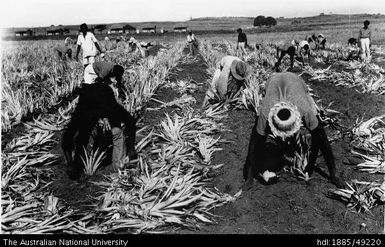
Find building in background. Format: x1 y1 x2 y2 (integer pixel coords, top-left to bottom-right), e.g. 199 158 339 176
108 24 136 34
15 29 34 37
142 25 156 33
46 25 69 36
173 26 187 33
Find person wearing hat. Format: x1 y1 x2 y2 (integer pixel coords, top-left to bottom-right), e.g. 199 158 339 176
83 61 126 100
358 20 372 62
62 81 137 180
201 55 248 108
75 23 104 67
243 72 345 190
128 38 151 58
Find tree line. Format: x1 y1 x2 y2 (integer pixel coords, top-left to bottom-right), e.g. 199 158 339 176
254 16 277 27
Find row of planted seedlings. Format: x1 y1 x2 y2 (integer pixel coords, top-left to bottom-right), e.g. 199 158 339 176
0 42 184 234
329 115 385 214
1 39 146 133
1 41 84 133
198 39 352 184
86 42 242 233
199 39 385 220
301 43 385 213
302 43 385 95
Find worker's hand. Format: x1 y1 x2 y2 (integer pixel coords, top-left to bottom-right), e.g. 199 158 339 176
100 52 105 58
98 118 111 132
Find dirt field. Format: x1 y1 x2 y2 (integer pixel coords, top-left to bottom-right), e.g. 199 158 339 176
151 47 385 234
3 41 384 235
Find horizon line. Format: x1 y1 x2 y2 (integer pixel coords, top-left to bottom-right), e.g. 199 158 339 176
2 12 383 29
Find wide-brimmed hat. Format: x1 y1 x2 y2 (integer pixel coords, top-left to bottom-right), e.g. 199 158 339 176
268 101 302 140
230 60 248 81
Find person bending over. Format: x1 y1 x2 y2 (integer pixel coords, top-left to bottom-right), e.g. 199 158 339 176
243 72 345 190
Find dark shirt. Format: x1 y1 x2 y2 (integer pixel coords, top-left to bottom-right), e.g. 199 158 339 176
238 32 247 43
76 83 133 127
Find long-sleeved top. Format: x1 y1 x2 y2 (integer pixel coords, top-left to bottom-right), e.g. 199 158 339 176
238 32 247 44
358 28 371 39
211 56 243 97
256 72 319 136
62 82 136 152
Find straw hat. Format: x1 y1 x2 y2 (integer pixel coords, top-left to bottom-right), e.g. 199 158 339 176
268 101 302 140
230 60 248 81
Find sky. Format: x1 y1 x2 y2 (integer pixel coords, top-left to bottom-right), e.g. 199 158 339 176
0 0 384 28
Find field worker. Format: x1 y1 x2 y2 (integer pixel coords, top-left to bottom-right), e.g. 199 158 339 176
202 55 249 108
316 34 326 50
187 30 197 55
348 37 358 46
274 40 297 71
243 72 345 190
128 37 137 52
75 23 104 67
297 39 311 65
83 61 125 99
55 37 73 60
128 38 150 58
236 28 248 56
358 20 372 62
62 81 137 180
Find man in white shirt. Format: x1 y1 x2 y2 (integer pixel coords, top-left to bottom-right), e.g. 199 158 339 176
75 23 104 67
187 31 196 55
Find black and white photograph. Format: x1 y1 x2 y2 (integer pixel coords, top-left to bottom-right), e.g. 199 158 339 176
1 0 385 240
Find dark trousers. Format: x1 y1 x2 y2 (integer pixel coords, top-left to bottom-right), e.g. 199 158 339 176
61 104 136 173
275 46 296 71
243 117 290 179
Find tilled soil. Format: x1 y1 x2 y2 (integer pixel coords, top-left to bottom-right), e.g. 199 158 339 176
11 45 384 234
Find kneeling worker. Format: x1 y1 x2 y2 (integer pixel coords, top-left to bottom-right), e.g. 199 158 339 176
202 55 249 108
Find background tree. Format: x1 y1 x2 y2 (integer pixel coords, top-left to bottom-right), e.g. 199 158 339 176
254 16 266 27
265 16 277 27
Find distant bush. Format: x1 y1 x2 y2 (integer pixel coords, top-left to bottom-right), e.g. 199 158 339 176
265 16 277 27
254 16 266 27
254 16 277 27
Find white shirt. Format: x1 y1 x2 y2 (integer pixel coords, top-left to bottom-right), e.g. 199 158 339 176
187 34 195 42
212 56 242 97
77 32 98 58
